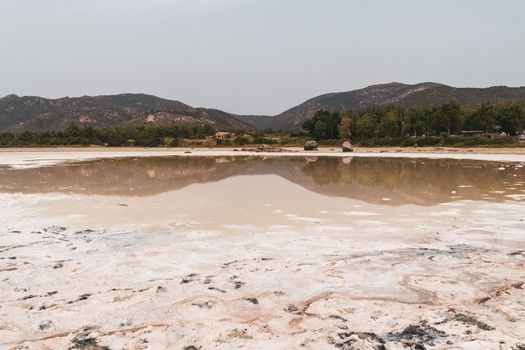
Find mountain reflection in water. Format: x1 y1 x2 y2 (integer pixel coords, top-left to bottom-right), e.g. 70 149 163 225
0 156 523 206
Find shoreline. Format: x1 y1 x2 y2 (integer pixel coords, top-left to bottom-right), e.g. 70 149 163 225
2 145 525 154
1 147 525 169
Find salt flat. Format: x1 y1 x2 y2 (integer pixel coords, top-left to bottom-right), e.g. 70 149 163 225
1 155 524 349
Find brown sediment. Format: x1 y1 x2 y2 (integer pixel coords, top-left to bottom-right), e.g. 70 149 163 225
476 279 525 304
11 330 74 345
100 323 171 336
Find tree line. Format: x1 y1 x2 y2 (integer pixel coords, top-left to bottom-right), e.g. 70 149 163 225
302 100 525 145
0 124 215 147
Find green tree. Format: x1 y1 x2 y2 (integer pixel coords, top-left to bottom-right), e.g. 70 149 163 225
404 108 428 137
436 102 463 135
302 110 342 140
463 103 497 132
338 111 352 141
313 120 328 140
355 113 377 140
496 101 524 135
378 109 400 138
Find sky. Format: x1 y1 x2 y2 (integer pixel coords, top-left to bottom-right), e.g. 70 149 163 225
1 0 524 115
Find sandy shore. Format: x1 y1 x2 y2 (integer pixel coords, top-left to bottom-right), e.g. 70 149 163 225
1 147 525 169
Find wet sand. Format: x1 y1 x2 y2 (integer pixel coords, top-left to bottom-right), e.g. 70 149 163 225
1 155 525 349
1 146 525 169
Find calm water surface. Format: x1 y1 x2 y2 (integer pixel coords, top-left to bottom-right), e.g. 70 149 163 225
0 156 524 229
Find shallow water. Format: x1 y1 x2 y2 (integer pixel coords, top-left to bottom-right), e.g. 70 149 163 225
1 156 525 349
0 156 524 230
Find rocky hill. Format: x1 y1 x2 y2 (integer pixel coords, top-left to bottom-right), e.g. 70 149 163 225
0 93 252 131
238 82 525 130
3 83 525 132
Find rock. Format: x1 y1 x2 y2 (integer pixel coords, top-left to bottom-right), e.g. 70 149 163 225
333 331 385 349
68 293 91 304
342 141 353 152
78 293 91 301
38 319 55 331
386 321 446 344
70 329 110 350
451 312 494 331
232 280 245 289
304 140 318 151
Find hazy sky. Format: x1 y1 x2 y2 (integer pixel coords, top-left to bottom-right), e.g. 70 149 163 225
1 0 524 115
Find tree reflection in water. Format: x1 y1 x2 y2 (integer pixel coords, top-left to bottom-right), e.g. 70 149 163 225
0 156 523 205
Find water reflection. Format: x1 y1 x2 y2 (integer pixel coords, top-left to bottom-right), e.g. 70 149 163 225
0 156 523 205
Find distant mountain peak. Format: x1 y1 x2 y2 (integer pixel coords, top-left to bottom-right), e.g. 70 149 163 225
237 82 525 130
364 82 408 89
1 94 19 100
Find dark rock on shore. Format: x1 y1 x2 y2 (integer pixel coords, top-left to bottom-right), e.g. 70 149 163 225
69 328 110 350
304 140 318 151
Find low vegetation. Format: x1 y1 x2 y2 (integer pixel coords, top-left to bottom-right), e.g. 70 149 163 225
1 100 524 148
0 124 215 147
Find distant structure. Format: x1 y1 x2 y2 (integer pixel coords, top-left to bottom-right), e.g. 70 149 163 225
518 132 525 143
213 131 235 139
461 130 510 140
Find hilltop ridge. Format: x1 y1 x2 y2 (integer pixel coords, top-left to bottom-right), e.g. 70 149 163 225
2 83 525 131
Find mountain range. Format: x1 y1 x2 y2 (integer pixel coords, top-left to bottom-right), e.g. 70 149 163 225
237 82 525 130
2 82 525 132
0 93 251 131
